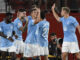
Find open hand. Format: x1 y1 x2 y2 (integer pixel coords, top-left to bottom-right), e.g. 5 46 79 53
52 3 56 11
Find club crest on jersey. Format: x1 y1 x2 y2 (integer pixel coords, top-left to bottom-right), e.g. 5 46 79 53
18 23 21 26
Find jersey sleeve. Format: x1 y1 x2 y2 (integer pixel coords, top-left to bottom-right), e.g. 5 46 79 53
29 19 35 25
28 16 32 20
0 23 3 32
12 21 16 32
60 17 64 22
12 23 16 33
72 18 79 27
23 16 30 23
42 22 50 40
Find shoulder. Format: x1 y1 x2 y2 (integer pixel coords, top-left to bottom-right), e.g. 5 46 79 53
1 21 5 23
10 22 14 26
14 18 19 23
60 17 64 21
27 16 32 22
41 21 49 28
45 20 49 24
38 20 43 26
43 20 49 26
14 18 21 25
0 21 5 25
28 16 32 19
69 16 77 22
69 16 76 19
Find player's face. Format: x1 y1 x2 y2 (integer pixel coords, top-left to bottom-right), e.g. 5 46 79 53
6 15 13 22
31 10 38 19
61 9 66 16
18 11 26 19
50 36 55 40
23 11 26 17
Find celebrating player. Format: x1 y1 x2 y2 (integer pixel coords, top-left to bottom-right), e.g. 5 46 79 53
0 13 17 60
24 7 40 58
13 9 28 60
38 10 50 60
52 4 80 60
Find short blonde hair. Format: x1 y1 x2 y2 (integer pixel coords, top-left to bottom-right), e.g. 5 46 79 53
62 7 70 13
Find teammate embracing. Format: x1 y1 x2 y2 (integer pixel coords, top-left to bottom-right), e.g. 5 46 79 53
13 9 28 60
38 10 50 60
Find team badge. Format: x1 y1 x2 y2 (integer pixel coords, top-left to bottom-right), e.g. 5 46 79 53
18 23 21 26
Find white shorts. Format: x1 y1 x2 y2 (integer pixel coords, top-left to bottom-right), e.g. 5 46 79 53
62 42 80 53
14 40 25 54
0 46 16 52
24 44 40 57
39 46 49 56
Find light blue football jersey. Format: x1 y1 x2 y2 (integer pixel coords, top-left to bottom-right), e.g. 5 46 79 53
60 16 79 42
13 18 23 41
25 16 39 44
0 21 14 47
38 19 50 47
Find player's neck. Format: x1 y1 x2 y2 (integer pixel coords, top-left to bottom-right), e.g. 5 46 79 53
40 18 42 21
18 17 23 22
64 14 69 18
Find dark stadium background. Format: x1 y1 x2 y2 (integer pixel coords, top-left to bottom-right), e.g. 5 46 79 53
0 0 80 60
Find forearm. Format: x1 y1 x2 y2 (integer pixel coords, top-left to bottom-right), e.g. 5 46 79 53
23 23 27 32
52 9 60 22
0 32 14 42
19 23 27 32
23 17 28 32
0 32 7 39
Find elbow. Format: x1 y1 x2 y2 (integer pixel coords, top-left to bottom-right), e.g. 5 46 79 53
56 18 60 22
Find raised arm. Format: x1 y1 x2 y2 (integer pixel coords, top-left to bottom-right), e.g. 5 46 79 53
33 8 40 24
19 17 28 32
52 4 60 22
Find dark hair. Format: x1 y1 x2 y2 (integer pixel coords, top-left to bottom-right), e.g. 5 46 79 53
18 8 26 12
28 8 37 14
30 8 36 12
40 10 47 19
6 12 12 16
62 7 70 13
32 4 40 9
50 33 56 36
5 12 13 21
6 12 13 18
